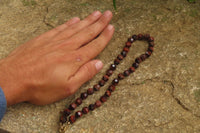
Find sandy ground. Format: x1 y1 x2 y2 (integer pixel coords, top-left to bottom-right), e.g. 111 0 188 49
0 0 200 133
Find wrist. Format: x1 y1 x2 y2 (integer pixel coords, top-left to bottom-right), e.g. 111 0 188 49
0 58 27 106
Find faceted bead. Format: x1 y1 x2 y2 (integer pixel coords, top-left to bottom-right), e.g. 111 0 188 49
128 37 134 43
118 73 125 80
148 47 154 52
60 116 67 123
75 111 83 118
135 57 142 64
87 88 94 95
129 67 135 73
82 107 89 114
124 70 130 77
105 90 111 97
123 47 129 52
140 54 147 61
93 84 101 91
145 51 152 57
89 104 96 111
106 70 113 76
110 64 116 70
63 109 71 116
102 75 109 82
100 96 107 103
132 35 137 40
75 98 82 106
121 51 127 57
114 59 120 65
112 78 119 85
99 80 105 87
132 63 139 69
117 55 124 60
69 103 77 110
125 42 132 48
137 34 143 40
81 92 88 100
95 100 102 108
148 37 154 42
108 85 115 92
69 115 76 123
144 34 150 40
149 42 155 47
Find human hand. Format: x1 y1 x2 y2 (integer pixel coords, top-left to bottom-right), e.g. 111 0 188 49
0 10 114 106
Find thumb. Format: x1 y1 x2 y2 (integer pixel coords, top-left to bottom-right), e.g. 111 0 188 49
68 60 103 92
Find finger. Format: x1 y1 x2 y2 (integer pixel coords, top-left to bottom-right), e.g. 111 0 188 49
61 10 113 50
68 60 103 93
77 24 114 63
38 17 80 39
52 11 102 42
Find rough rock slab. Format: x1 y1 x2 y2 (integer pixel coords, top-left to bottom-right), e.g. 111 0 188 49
0 0 200 133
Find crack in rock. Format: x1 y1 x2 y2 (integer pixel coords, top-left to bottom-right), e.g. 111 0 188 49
132 78 199 119
43 6 54 28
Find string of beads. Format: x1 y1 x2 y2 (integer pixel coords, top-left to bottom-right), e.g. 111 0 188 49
60 33 155 125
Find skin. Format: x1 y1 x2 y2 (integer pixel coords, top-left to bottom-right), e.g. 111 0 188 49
0 10 114 106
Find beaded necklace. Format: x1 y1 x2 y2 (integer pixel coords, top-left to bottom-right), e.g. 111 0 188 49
59 33 155 132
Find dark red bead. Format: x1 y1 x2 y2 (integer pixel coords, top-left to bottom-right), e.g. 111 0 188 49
145 51 152 57
144 34 150 40
149 42 155 47
108 85 115 92
124 70 130 77
75 98 82 105
112 78 119 85
121 51 127 57
63 109 71 116
106 70 113 76
89 104 96 111
60 116 67 123
132 35 137 40
82 107 89 114
148 37 154 42
69 115 76 123
148 47 154 52
75 111 83 118
135 57 142 64
117 55 124 60
110 64 116 70
95 100 102 108
102 75 109 82
105 90 111 97
123 47 129 52
125 42 132 48
129 67 135 73
118 73 125 80
114 59 120 65
137 34 143 40
69 103 77 110
93 84 101 91
140 54 147 61
132 62 139 69
87 88 94 95
99 80 105 87
81 92 88 100
100 96 107 103
128 37 134 43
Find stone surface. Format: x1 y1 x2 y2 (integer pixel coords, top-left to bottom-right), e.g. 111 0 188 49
0 0 200 133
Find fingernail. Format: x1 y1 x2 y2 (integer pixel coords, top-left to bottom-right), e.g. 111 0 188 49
95 61 103 71
104 10 112 17
92 11 101 17
71 17 80 23
107 24 113 30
